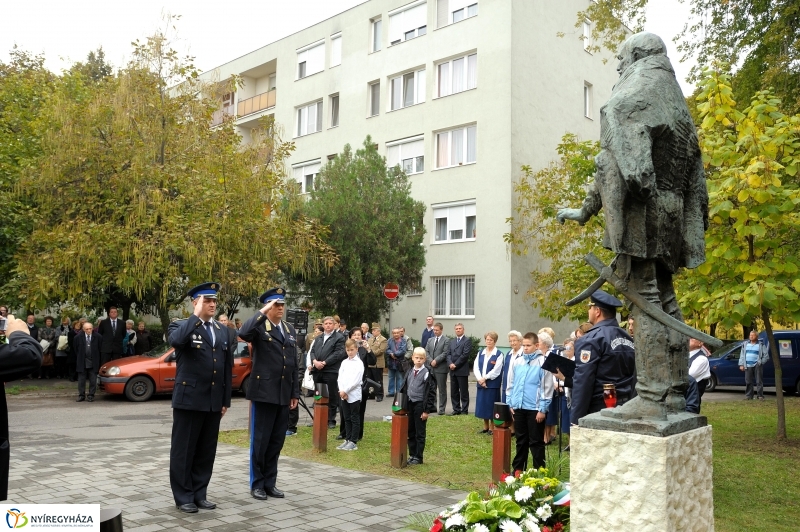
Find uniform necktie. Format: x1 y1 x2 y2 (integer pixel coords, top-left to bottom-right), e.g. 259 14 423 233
414 369 419 377
205 322 214 346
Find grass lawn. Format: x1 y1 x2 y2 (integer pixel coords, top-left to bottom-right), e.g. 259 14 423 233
220 397 800 531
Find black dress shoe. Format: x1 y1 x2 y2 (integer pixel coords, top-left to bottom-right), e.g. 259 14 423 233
177 503 198 513
327 422 336 429
76 396 85 402
375 396 383 402
87 396 94 402
195 499 216 510
264 486 284 498
448 412 460 416
251 489 268 500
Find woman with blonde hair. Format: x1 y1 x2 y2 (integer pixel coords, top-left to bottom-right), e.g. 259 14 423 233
474 331 504 435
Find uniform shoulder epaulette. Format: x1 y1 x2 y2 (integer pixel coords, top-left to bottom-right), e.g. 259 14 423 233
264 321 271 331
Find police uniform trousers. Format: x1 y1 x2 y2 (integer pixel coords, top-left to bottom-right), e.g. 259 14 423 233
169 408 222 505
249 401 289 490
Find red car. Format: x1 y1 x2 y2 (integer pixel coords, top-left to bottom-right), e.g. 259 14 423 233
98 341 252 401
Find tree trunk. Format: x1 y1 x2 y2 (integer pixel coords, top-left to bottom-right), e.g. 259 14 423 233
709 322 717 338
158 303 171 337
761 306 787 440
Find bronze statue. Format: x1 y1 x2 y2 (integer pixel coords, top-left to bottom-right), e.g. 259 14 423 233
558 32 716 427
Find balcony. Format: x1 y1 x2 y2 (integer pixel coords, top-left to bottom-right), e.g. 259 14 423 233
238 89 276 118
211 106 235 127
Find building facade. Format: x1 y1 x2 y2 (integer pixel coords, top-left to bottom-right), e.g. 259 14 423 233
201 0 619 343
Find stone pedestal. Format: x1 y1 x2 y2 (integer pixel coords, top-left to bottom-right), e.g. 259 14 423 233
491 427 512 482
312 404 328 452
390 414 409 468
571 425 713 532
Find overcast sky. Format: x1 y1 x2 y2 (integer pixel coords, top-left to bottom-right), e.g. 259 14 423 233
1 0 694 93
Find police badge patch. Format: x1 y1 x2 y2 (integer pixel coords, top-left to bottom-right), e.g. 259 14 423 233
580 350 591 363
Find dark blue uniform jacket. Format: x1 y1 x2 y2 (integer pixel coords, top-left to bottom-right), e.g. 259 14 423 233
237 312 299 405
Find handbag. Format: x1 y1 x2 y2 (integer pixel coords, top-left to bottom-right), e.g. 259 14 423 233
301 367 315 390
39 339 51 352
42 352 54 367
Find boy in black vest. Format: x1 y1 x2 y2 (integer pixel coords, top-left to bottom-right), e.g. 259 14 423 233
400 347 437 465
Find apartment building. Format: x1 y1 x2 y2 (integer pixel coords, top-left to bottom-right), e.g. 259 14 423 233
201 0 619 341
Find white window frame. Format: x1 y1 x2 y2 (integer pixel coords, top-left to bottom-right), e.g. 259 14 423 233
432 200 476 243
435 124 477 169
330 94 340 128
388 1 428 46
296 40 325 80
386 135 425 175
295 100 323 137
390 68 426 111
371 17 382 52
437 0 478 27
432 275 475 318
583 20 592 52
584 82 593 119
368 81 381 117
292 159 321 194
436 52 477 98
330 33 342 67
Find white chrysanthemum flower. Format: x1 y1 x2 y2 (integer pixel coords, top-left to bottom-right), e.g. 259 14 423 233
445 514 466 529
504 475 517 485
489 488 498 497
521 516 541 532
535 504 552 520
503 494 513 501
471 524 490 532
514 486 534 502
499 519 523 532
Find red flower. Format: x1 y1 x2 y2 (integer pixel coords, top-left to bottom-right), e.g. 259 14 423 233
500 473 510 482
553 523 564 532
430 517 443 532
488 483 497 490
514 470 522 478
542 527 552 532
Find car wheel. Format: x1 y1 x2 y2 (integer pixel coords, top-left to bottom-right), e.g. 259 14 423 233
125 376 155 402
705 374 717 393
241 375 250 396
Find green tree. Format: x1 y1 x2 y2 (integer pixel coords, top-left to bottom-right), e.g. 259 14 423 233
504 134 616 322
0 48 55 307
292 137 426 326
71 47 114 82
689 68 800 439
14 30 335 329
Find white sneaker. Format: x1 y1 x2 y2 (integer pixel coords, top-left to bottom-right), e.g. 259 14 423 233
343 441 358 451
336 441 349 450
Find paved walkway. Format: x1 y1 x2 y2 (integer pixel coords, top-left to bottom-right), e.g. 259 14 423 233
9 437 464 532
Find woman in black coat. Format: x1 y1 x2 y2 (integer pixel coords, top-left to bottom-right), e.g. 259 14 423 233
349 328 376 441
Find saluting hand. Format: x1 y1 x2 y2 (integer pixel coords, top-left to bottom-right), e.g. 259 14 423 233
192 295 205 317
259 300 275 315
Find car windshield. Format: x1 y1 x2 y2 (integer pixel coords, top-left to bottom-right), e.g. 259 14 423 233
143 344 172 358
710 341 742 359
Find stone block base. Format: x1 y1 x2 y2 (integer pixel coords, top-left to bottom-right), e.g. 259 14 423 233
571 425 713 532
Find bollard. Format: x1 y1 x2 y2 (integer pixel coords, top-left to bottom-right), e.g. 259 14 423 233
390 392 409 468
312 383 329 452
491 402 513 482
100 508 123 532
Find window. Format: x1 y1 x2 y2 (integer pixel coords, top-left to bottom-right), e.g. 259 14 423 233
433 202 476 242
292 160 321 194
389 1 427 45
432 275 475 317
435 125 477 168
387 136 424 174
583 20 592 51
390 69 426 110
369 81 380 117
437 0 477 27
584 82 593 118
436 53 477 97
371 18 382 52
297 41 325 79
330 94 340 127
331 33 342 66
296 101 323 137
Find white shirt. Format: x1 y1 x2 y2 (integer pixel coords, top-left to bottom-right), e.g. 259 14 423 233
473 347 504 381
504 348 524 398
689 348 711 381
337 355 364 403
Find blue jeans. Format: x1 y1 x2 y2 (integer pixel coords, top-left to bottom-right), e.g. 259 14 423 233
387 368 404 396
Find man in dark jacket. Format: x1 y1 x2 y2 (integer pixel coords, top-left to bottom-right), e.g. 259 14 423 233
168 283 233 513
0 314 43 500
446 323 473 415
98 307 126 364
308 316 346 429
134 322 153 355
73 322 103 402
237 288 299 501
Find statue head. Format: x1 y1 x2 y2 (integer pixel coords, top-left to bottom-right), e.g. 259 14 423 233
616 32 667 76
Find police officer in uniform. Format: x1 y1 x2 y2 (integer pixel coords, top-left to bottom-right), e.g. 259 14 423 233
570 290 636 425
168 283 233 513
237 287 299 501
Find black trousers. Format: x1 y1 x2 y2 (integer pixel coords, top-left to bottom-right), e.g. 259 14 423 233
77 369 97 398
512 409 546 472
170 408 222 505
407 400 428 461
249 401 289 491
450 373 469 414
358 395 367 439
313 372 339 425
341 400 361 442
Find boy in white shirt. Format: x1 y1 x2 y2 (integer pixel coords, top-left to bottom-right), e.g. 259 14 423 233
337 339 364 451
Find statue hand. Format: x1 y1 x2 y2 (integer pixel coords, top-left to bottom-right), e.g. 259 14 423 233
557 208 588 225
